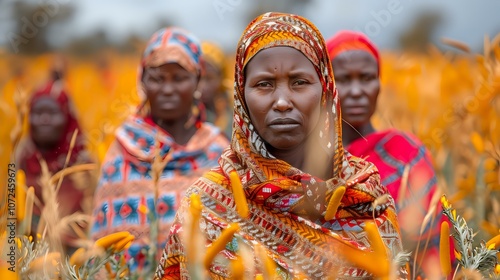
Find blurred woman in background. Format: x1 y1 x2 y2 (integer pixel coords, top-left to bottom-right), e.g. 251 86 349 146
199 41 232 138
91 27 229 275
327 30 451 278
16 78 95 254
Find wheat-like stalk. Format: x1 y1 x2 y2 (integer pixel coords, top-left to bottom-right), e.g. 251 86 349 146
441 195 499 278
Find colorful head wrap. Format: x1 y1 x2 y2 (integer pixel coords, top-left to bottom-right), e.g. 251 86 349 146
142 27 203 75
326 30 380 73
137 27 206 126
138 27 203 101
234 12 347 178
201 41 225 74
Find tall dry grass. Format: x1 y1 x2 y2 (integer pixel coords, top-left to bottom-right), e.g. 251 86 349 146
374 36 500 245
1 34 499 278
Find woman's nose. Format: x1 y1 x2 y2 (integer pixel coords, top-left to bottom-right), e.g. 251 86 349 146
39 112 52 124
159 81 175 94
349 80 363 97
273 86 293 111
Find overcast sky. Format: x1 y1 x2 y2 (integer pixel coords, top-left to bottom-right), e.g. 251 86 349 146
1 0 500 52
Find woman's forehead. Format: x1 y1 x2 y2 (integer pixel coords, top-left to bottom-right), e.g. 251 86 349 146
144 62 190 74
32 96 60 109
333 50 378 65
244 47 316 73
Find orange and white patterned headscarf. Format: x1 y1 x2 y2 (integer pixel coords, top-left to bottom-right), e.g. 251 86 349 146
233 12 348 179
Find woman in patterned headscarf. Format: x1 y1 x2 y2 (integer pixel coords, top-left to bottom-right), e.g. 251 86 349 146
154 13 405 279
90 27 229 274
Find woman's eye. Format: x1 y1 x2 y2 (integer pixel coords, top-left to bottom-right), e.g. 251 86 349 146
174 75 189 82
30 110 57 116
335 76 349 84
360 73 376 82
294 79 308 86
256 81 271 87
147 76 161 83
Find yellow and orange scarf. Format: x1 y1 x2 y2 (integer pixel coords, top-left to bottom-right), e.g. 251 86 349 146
155 12 403 279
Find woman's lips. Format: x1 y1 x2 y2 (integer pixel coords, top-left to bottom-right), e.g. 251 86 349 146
34 126 55 133
343 106 367 115
159 102 177 110
157 98 178 109
268 118 300 131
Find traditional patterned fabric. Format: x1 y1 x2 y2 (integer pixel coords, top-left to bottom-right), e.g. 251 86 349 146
91 115 228 272
326 30 380 73
155 12 404 279
141 27 203 77
15 80 93 249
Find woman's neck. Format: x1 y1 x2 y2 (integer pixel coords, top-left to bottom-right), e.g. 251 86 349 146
33 141 58 155
152 115 198 146
268 139 332 180
268 143 305 171
342 122 376 146
204 100 216 113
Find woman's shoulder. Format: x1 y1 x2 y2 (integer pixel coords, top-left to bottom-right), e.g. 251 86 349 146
377 128 428 162
98 139 127 173
114 115 166 158
377 129 426 148
200 121 223 133
14 137 36 164
199 122 231 146
377 128 421 143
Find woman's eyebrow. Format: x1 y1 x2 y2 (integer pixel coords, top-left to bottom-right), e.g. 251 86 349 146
288 70 315 76
247 71 276 79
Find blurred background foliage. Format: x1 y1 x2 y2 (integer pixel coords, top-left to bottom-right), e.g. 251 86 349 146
1 0 499 248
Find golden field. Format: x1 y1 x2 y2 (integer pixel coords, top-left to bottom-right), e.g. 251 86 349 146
0 35 499 278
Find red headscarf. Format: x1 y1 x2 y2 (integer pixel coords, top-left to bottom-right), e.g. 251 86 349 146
326 30 380 74
22 80 86 174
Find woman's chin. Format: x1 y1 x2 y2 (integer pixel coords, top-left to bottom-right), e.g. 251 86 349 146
266 139 304 153
343 117 369 128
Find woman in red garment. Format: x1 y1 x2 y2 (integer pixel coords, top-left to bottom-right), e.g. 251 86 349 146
327 30 453 278
16 79 94 253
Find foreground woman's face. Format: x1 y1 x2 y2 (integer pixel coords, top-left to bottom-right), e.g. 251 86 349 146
331 50 380 128
244 47 322 152
143 63 198 122
30 97 68 148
